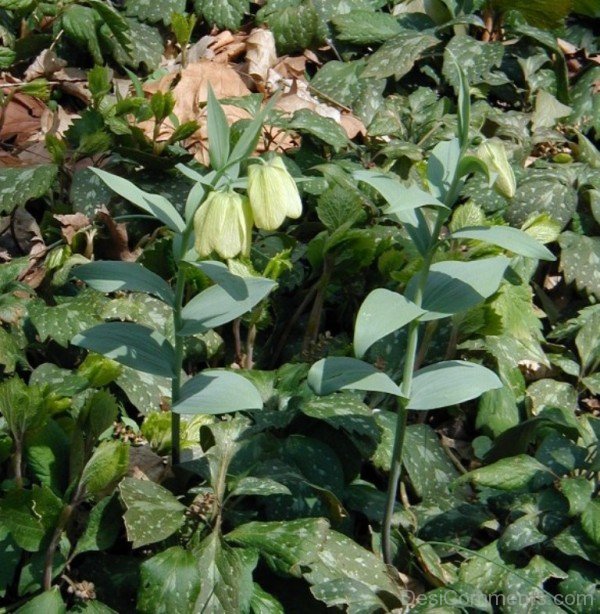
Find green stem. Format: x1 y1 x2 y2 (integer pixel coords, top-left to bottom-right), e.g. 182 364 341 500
171 256 189 466
381 171 463 565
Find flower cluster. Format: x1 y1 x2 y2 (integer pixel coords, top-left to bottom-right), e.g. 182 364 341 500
194 157 302 259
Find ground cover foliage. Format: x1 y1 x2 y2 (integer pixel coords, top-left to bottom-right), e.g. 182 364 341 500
0 0 599 612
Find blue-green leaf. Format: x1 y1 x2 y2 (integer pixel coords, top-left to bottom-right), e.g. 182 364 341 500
354 289 424 358
180 268 275 335
451 226 555 260
206 86 230 170
308 357 403 397
353 170 447 215
72 323 175 377
427 138 461 201
407 256 510 320
408 361 502 410
173 370 263 414
75 261 175 305
91 168 185 232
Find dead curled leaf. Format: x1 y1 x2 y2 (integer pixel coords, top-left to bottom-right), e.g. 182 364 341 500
95 206 141 262
54 212 91 245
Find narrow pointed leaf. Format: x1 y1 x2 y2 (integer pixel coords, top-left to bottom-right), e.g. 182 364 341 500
207 86 230 170
308 357 403 397
407 256 510 320
354 289 424 358
353 170 447 214
72 323 175 377
408 360 502 410
427 138 461 200
91 168 185 232
450 226 556 260
173 370 263 415
189 260 251 299
74 261 175 305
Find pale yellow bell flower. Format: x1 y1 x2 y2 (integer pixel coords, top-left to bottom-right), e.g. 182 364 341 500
247 157 302 231
477 138 517 199
193 190 253 259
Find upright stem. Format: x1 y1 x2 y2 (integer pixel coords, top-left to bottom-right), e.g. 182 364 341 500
171 261 188 466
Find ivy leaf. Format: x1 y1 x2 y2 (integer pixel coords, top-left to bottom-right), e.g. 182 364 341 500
138 546 201 614
559 232 600 300
119 478 186 548
192 532 257 613
0 165 57 215
124 0 185 25
195 0 248 30
362 31 439 80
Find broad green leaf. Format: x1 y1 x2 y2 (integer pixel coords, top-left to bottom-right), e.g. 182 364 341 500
91 168 185 233
403 424 461 502
257 1 323 54
582 499 600 547
24 420 69 494
353 289 424 358
408 361 502 410
443 35 505 91
113 19 164 70
87 0 131 52
491 0 571 29
427 138 461 201
527 378 578 414
308 357 403 397
230 476 292 497
459 455 550 491
80 441 129 497
310 60 364 108
332 10 401 44
74 495 122 556
72 323 175 378
173 370 263 415
407 256 510 320
560 477 593 517
574 0 600 16
226 518 330 575
206 86 231 170
124 0 185 24
15 587 65 614
119 477 186 548
303 530 404 605
500 514 547 552
195 0 248 30
287 109 348 152
559 232 600 300
75 261 175 305
28 290 107 348
508 177 577 230
180 275 275 335
575 310 600 372
138 546 201 614
61 5 103 64
0 165 57 214
311 578 389 612
0 485 63 552
193 532 257 613
451 226 555 260
362 31 439 80
533 90 572 132
250 584 284 614
0 376 45 441
0 328 26 373
0 526 19 598
459 541 510 594
116 366 171 414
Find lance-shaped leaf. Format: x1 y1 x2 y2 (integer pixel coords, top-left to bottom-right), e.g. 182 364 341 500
427 138 461 200
353 289 424 358
407 256 510 320
408 361 502 410
173 370 263 415
308 357 403 397
353 170 447 215
190 260 252 299
74 261 175 305
207 85 230 170
91 168 185 232
180 273 275 335
450 226 556 261
72 323 175 377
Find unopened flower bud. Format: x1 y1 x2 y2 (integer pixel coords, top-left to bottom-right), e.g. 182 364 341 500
247 157 302 231
194 189 253 259
477 138 517 199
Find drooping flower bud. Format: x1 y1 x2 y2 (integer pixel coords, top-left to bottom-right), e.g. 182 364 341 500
193 189 253 259
476 138 517 199
247 157 302 231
